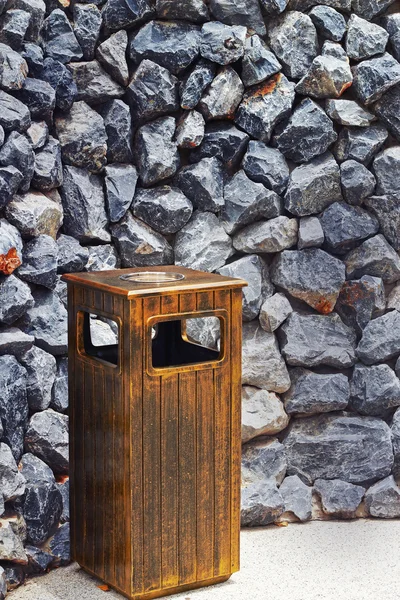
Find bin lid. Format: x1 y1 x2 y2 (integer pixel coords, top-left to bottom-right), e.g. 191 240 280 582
61 265 248 298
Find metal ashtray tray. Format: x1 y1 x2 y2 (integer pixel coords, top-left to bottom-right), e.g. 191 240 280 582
119 271 185 283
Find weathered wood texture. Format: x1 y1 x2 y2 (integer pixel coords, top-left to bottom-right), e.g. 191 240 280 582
64 267 245 600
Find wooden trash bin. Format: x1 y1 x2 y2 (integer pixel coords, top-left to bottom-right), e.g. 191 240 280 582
62 265 247 600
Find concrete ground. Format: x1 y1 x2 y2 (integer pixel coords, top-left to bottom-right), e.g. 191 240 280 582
9 520 400 600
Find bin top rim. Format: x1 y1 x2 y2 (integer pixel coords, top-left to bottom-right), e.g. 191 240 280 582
120 271 185 283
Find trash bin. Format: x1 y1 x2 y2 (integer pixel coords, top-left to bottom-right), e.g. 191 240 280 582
62 265 247 600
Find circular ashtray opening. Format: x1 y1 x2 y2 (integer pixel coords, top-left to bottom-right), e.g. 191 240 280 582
120 271 185 283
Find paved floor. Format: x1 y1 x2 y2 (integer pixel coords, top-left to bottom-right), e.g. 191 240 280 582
9 520 400 600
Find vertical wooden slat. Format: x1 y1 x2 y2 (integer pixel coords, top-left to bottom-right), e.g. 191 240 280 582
67 285 78 563
83 359 95 573
103 368 115 586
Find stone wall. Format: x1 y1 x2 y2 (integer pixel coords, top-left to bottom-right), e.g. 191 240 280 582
0 0 400 594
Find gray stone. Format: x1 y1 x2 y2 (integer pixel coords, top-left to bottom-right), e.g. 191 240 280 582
392 407 400 477
68 60 124 104
209 0 266 35
58 232 88 274
18 235 58 289
352 53 400 105
32 137 63 192
26 121 48 150
85 244 119 271
99 99 133 164
48 522 70 566
21 42 43 77
0 90 30 132
314 479 365 517
73 3 101 61
235 73 295 142
42 9 83 64
175 110 205 149
198 65 244 120
110 212 173 268
325 99 375 127
16 78 56 120
364 195 400 251
6 0 45 42
5 191 63 239
372 147 400 196
0 275 33 325
352 0 396 20
268 11 318 79
241 479 284 526
127 59 179 123
345 234 400 283
280 475 312 521
54 275 67 308
0 9 30 49
135 116 180 187
191 122 249 169
357 310 400 364
179 59 216 110
242 386 289 443
334 123 388 165
346 14 388 60
284 413 393 485
222 170 282 235
55 101 107 172
350 363 400 416
374 85 400 142
25 409 68 473
260 0 289 13
271 248 345 313
274 98 337 162
105 163 138 223
130 20 200 75
309 6 346 41
284 152 342 216
0 355 28 459
18 346 56 412
298 216 324 249
283 368 349 415
96 30 129 87
217 254 274 321
18 287 68 355
241 35 281 87
0 218 22 276
259 292 292 332
0 326 33 356
56 479 69 523
0 43 28 91
185 316 220 351
242 320 290 392
174 211 232 271
60 166 110 243
279 312 357 368
242 141 289 195
0 166 23 209
25 545 53 573
233 216 298 254
388 282 400 311
133 186 192 235
0 442 25 514
295 54 353 99
51 357 68 413
319 202 379 255
365 476 400 518
102 0 153 31
199 21 246 65
40 57 77 112
0 131 34 193
335 275 385 334
340 160 376 205
0 519 26 563
156 0 209 22
242 437 287 484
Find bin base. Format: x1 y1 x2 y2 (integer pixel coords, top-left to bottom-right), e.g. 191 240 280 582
79 565 233 600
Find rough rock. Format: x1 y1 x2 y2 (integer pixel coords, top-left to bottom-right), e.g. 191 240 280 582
25 545 53 573
241 479 284 526
241 35 281 87
259 292 292 332
283 368 349 415
51 357 68 413
298 216 324 249
191 122 249 169
174 211 232 271
102 0 153 31
175 110 205 149
156 0 209 22
55 101 107 172
0 326 33 357
280 475 312 521
352 53 400 105
284 413 393 485
73 3 101 61
185 316 220 350
372 147 400 196
18 235 58 289
32 137 63 192
242 320 290 392
374 85 400 141
340 160 376 205
241 386 289 443
334 123 388 165
135 116 180 187
319 202 379 254
99 99 133 164
0 520 27 563
309 6 346 41
16 78 56 121
48 522 70 565
284 152 342 216
85 244 119 271
346 15 388 60
0 90 30 132
345 234 400 283
209 0 266 36
295 53 353 99
274 98 337 162
5 191 63 239
242 141 289 195
352 0 396 19
133 186 192 235
60 165 110 243
40 57 77 112
364 195 400 251
105 163 138 223
96 30 129 87
233 216 298 254
21 42 44 77
242 437 287 484
325 99 375 127
25 409 68 473
198 66 243 120
0 355 28 459
41 9 83 64
67 60 124 104
54 276 67 308
0 166 23 209
356 310 400 364
110 212 173 268
0 218 22 275
26 121 48 150
179 59 216 109
235 73 295 142
388 282 400 311
199 21 246 65
18 287 68 355
365 476 400 518
56 478 69 523
279 312 357 368
314 479 365 517
0 43 28 91
392 407 400 477
0 442 25 514
0 9 31 50
350 363 400 416
127 59 179 123
130 20 200 75
335 275 385 334
0 275 33 325
0 131 34 193
18 346 56 412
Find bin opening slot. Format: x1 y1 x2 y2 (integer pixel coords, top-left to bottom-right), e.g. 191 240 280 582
82 311 119 366
151 316 221 368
